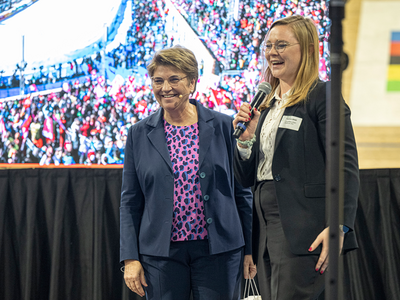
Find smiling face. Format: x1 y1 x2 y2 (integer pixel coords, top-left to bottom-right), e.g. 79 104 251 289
151 65 195 113
265 25 301 89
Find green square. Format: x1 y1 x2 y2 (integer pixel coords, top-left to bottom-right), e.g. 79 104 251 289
387 81 400 91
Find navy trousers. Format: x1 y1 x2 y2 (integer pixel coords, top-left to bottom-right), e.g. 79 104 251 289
140 240 244 300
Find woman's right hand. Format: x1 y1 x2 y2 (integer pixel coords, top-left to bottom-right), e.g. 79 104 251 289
123 259 148 297
233 103 261 143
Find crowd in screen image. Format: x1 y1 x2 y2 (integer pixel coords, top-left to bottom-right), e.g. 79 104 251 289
0 70 257 165
125 0 170 69
0 0 168 91
171 0 330 79
0 0 332 165
0 73 160 165
0 0 330 91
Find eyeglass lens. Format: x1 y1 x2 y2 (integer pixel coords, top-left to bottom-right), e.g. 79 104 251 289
265 42 287 53
152 76 186 86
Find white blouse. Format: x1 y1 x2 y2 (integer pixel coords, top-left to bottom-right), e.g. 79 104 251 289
237 86 290 181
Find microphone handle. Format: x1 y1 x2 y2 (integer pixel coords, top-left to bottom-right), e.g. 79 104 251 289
233 124 247 139
233 93 265 139
233 81 271 139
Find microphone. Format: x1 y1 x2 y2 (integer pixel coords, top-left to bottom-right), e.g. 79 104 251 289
233 82 272 139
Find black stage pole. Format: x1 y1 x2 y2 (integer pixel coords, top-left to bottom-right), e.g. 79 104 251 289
326 1 346 300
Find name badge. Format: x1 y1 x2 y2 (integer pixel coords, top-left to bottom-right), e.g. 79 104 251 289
279 116 302 131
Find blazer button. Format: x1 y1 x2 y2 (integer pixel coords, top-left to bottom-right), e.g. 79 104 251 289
203 195 209 201
200 172 206 178
274 174 281 182
207 218 213 224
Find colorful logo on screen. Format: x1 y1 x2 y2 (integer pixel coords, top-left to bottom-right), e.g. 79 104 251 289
388 32 400 92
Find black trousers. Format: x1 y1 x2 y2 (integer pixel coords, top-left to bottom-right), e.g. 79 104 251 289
254 181 325 300
140 240 244 300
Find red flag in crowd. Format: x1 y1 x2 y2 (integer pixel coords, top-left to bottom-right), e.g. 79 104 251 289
211 89 223 106
42 117 54 142
0 118 7 140
21 115 32 139
211 88 231 106
136 99 147 114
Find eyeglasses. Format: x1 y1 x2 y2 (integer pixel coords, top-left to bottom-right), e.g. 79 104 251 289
151 75 188 87
263 41 299 53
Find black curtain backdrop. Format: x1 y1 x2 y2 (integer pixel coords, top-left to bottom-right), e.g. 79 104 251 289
1 168 399 300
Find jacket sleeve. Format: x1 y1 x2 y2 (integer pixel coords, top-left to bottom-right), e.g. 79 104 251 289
233 176 253 255
228 122 254 255
120 126 145 263
233 143 257 188
312 83 360 232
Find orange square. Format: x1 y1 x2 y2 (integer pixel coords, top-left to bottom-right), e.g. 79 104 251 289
390 42 400 56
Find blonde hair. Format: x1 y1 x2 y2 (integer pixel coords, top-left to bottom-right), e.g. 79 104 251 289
260 15 320 110
147 45 199 91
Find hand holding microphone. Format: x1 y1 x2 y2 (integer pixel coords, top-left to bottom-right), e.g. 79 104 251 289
233 82 272 140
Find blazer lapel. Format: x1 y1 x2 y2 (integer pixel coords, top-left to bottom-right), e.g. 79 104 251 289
146 109 173 171
196 101 215 168
256 108 270 140
250 107 270 186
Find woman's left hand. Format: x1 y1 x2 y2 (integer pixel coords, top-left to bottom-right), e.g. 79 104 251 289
308 227 344 274
243 254 257 279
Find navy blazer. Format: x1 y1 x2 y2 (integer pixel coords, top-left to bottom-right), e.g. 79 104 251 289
234 81 359 259
120 99 253 263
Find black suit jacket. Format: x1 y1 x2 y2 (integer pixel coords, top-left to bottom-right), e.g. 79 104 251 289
234 81 359 260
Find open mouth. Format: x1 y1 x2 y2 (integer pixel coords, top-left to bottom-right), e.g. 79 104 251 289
272 61 284 66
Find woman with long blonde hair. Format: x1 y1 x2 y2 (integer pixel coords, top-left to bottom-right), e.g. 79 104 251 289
233 15 359 299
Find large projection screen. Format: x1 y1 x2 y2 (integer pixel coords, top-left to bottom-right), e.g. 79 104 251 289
0 0 330 166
